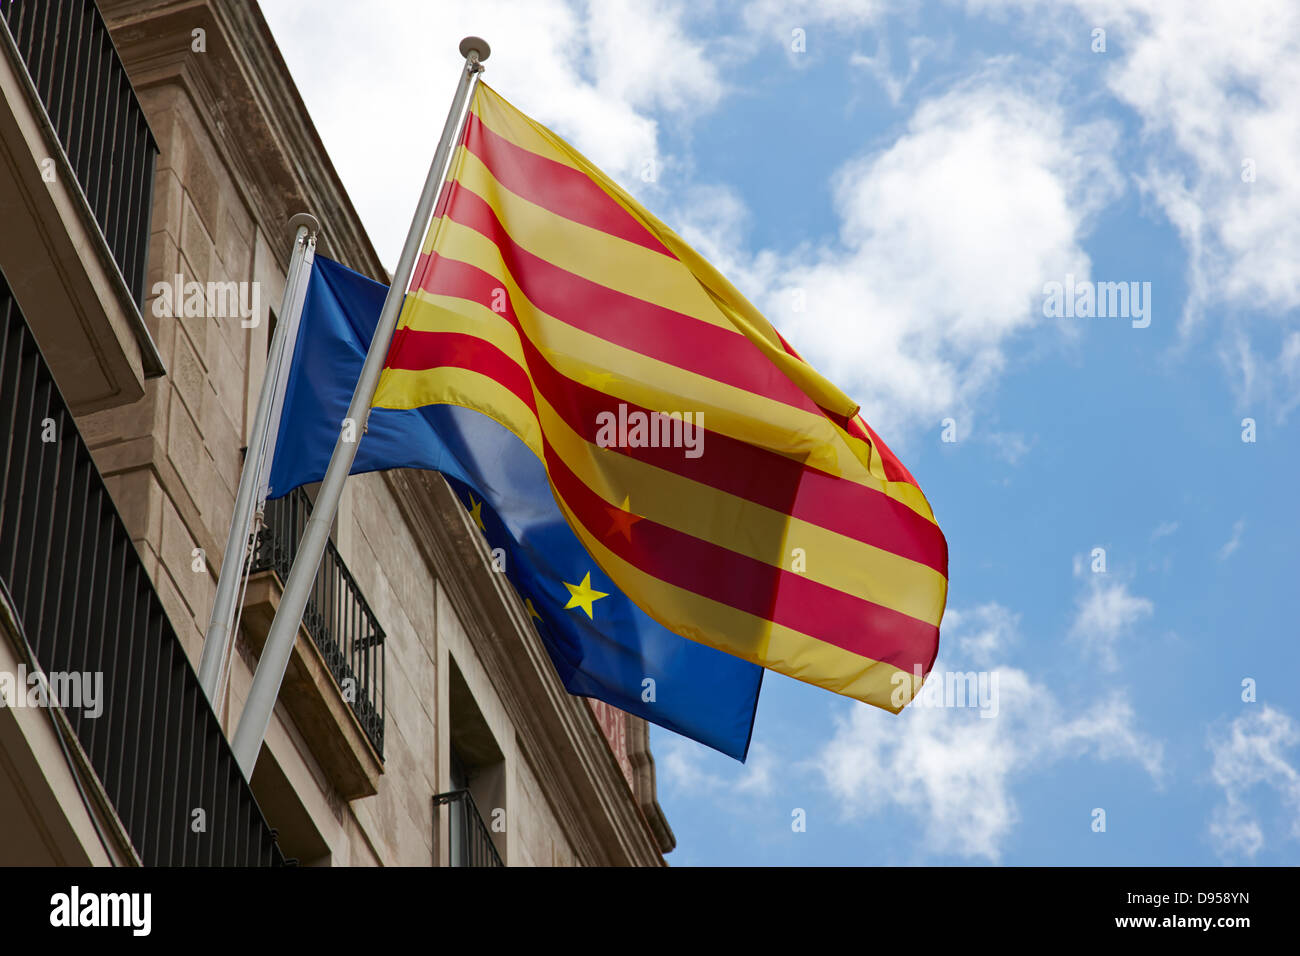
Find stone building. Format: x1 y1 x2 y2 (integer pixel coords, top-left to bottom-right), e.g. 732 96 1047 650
0 0 672 866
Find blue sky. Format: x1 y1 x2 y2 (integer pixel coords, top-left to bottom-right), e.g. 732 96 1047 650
263 0 1300 864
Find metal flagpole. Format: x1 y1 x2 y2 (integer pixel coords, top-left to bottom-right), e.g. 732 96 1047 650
230 37 491 777
198 211 320 703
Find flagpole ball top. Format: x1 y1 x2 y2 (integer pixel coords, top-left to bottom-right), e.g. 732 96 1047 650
287 212 320 237
459 36 491 64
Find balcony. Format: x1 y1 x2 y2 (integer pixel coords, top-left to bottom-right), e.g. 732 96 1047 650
240 486 386 799
434 789 504 867
2 0 155 305
0 269 283 865
0 0 163 413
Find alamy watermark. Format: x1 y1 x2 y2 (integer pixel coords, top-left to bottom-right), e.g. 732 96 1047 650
891 666 999 717
50 886 150 936
151 273 261 327
1042 274 1151 328
595 403 704 459
0 665 103 718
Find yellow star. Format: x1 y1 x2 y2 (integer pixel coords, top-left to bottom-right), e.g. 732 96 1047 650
467 494 486 532
524 598 543 622
563 572 609 619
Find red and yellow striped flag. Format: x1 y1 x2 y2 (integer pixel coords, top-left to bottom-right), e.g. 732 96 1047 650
374 82 948 710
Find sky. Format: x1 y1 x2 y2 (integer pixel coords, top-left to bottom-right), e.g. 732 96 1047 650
260 0 1300 865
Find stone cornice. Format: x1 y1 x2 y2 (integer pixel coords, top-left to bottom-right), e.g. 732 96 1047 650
627 716 676 854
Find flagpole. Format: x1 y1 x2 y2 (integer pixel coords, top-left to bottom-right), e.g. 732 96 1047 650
230 37 490 777
198 212 320 704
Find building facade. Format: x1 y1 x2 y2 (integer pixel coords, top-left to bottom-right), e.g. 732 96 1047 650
0 0 672 866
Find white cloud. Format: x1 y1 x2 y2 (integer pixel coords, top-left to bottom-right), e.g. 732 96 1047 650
986 430 1033 466
1150 520 1179 541
662 601 1161 862
1218 518 1246 560
261 0 724 269
946 602 1019 668
818 678 1031 860
1208 706 1300 859
968 0 1300 414
1223 328 1300 422
850 36 942 105
1101 2 1300 322
1049 700 1164 778
1068 571 1155 671
744 0 897 35
685 80 1121 438
660 739 776 799
816 603 1162 860
585 0 724 114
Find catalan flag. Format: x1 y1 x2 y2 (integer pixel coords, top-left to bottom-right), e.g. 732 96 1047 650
373 82 948 711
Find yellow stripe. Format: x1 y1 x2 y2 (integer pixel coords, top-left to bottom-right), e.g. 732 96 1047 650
470 86 585 173
447 148 733 332
398 289 528 366
534 391 948 627
374 365 544 460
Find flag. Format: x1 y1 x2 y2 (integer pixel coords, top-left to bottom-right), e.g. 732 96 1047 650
267 254 763 760
373 82 948 711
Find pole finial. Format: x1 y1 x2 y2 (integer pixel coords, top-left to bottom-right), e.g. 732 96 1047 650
288 212 320 237
459 36 490 68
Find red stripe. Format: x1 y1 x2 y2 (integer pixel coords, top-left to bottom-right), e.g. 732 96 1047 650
386 330 537 413
438 182 826 415
464 110 674 257
389 256 948 576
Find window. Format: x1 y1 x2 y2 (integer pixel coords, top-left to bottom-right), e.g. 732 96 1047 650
447 748 471 868
434 656 505 866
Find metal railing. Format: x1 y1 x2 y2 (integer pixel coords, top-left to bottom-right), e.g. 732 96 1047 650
434 789 504 867
0 270 284 866
250 487 386 757
1 0 158 308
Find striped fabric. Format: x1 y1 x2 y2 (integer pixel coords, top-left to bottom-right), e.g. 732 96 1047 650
373 82 948 711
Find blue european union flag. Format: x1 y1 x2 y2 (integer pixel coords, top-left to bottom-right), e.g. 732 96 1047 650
267 255 762 760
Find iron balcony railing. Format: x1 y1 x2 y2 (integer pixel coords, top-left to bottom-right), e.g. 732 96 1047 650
434 789 504 867
250 487 386 757
0 270 284 866
1 0 158 308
